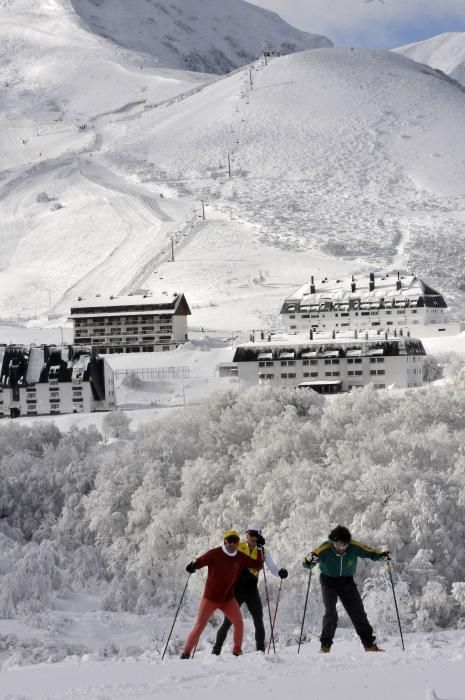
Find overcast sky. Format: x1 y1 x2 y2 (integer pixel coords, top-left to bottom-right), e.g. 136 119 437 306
248 0 465 48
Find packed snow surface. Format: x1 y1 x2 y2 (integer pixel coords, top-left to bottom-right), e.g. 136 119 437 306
395 32 465 87
0 632 465 699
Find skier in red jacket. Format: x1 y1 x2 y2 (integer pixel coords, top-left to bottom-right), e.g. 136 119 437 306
181 529 263 658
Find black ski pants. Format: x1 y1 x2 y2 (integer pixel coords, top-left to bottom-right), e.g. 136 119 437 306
320 574 375 648
213 582 265 652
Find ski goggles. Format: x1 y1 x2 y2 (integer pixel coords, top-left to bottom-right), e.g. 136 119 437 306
225 535 240 544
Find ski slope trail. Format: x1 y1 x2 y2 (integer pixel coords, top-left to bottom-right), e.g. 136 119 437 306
0 635 464 700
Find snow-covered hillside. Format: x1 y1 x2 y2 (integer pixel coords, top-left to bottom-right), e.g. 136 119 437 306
3 6 465 332
70 0 332 74
395 32 465 88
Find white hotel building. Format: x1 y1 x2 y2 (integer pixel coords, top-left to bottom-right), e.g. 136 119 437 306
224 331 426 393
280 273 463 338
0 345 108 418
69 292 191 354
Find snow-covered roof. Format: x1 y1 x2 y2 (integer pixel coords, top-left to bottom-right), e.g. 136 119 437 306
232 332 426 362
281 274 447 312
69 292 191 318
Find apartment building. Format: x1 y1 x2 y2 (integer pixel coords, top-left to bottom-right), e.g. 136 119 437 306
220 331 426 393
280 273 463 338
0 345 108 418
69 292 191 354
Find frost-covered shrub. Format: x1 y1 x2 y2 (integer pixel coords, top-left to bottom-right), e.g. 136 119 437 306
102 410 131 439
4 383 465 628
36 191 50 203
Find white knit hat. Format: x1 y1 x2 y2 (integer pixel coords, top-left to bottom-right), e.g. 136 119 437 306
247 523 262 533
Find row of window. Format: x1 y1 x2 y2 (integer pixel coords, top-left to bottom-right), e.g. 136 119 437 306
259 357 386 367
289 308 423 318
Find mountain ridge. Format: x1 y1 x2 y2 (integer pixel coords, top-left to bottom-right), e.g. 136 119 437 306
69 0 332 74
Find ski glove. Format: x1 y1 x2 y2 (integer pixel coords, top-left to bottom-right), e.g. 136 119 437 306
278 568 288 579
302 555 318 570
380 551 391 561
256 534 266 547
186 561 196 574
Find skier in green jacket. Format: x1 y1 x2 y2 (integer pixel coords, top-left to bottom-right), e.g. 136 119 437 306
303 525 390 653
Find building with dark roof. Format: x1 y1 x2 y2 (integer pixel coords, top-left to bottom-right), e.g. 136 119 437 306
0 345 108 418
280 273 463 338
220 330 426 393
69 291 191 354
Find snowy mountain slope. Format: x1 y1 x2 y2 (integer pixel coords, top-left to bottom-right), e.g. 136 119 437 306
103 48 465 325
70 0 332 74
395 32 465 88
4 35 465 328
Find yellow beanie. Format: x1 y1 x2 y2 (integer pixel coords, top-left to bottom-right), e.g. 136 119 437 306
224 529 240 540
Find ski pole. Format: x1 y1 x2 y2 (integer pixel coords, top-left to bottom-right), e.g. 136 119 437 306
260 548 276 654
162 574 191 660
297 568 313 654
386 560 405 651
267 578 283 654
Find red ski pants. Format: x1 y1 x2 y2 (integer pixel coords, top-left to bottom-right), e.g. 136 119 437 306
183 596 243 655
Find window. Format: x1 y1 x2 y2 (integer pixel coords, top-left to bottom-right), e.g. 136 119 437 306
374 384 386 389
287 373 296 379
331 371 340 377
281 360 295 366
310 372 318 378
354 370 363 376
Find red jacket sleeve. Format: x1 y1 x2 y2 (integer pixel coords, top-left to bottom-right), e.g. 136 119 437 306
239 550 263 571
193 549 214 570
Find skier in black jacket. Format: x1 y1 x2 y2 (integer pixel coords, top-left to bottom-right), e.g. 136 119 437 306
212 523 288 654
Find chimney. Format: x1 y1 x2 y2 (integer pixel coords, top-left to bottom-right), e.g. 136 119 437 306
260 330 264 340
399 328 403 336
351 274 356 293
385 331 388 340
310 329 314 340
396 271 402 291
369 272 375 292
365 332 369 340
394 329 397 337
407 330 410 337
310 275 315 294
268 334 271 342
332 329 336 339
249 333 253 342
354 329 358 339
